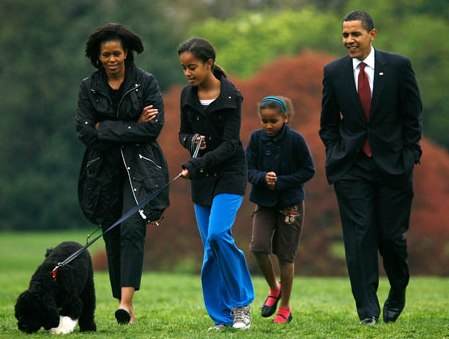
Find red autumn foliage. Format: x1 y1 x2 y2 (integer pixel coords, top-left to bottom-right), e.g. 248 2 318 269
93 51 449 275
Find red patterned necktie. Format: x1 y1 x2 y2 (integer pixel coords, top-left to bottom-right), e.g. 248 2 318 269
358 62 372 157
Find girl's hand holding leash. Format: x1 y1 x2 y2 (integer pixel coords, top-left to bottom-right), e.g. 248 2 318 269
193 134 207 150
181 168 190 179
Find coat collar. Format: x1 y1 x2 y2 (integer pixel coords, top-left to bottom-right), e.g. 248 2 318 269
90 65 140 95
181 76 241 114
260 123 289 143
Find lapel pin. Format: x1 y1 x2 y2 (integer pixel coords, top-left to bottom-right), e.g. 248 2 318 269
379 72 384 76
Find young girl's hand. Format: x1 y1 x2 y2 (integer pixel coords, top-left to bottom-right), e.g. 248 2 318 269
265 171 277 190
138 105 159 123
180 168 190 178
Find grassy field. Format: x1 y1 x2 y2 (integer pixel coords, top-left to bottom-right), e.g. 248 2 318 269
1 231 448 338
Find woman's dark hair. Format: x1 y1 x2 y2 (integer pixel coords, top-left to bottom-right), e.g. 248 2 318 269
85 23 144 68
343 10 375 31
177 37 226 78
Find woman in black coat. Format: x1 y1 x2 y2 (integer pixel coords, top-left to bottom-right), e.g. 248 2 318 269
76 23 169 324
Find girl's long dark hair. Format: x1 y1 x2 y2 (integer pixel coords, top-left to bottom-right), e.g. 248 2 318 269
177 37 226 78
85 23 144 68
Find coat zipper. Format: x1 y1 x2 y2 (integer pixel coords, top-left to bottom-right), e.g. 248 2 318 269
138 154 162 169
86 156 100 167
117 83 147 220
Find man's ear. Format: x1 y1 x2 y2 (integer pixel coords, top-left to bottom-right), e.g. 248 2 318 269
369 28 377 41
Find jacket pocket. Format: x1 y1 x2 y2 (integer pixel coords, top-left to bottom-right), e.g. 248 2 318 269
78 150 122 225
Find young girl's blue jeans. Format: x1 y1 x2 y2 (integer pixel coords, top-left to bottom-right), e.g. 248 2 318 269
194 193 254 325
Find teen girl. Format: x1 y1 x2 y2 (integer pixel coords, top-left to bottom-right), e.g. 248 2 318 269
177 37 254 330
246 96 314 324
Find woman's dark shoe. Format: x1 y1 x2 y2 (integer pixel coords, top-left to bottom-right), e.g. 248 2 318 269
115 308 131 325
261 288 281 317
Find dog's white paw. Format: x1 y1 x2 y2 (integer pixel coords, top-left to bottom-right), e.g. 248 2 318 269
50 316 78 335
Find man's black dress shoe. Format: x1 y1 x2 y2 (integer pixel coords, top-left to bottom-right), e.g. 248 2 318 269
360 316 377 326
383 290 405 323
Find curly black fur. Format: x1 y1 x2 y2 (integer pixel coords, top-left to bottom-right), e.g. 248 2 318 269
15 241 96 333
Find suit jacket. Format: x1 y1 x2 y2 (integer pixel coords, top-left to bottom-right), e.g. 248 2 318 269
319 49 422 184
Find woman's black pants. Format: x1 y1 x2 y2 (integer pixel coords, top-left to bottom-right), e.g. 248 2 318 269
102 180 147 300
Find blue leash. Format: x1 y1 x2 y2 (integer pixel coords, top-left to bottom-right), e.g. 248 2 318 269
51 171 183 280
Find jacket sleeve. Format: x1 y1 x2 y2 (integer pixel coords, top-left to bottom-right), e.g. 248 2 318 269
178 89 196 155
276 135 315 191
246 133 267 186
184 96 243 178
96 75 164 143
75 80 112 151
319 65 341 149
400 58 423 164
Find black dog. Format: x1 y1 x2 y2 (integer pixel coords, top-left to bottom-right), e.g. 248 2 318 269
15 241 96 334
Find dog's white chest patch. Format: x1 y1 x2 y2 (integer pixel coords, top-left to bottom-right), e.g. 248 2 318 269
50 316 78 335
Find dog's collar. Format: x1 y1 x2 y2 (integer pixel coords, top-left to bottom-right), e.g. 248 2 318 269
50 266 60 281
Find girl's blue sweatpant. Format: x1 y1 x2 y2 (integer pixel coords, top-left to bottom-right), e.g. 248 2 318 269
194 193 255 325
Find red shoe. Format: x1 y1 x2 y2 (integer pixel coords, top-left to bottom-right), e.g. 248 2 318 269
273 307 292 324
261 286 281 317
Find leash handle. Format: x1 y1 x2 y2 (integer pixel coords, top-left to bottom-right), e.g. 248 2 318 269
192 136 204 159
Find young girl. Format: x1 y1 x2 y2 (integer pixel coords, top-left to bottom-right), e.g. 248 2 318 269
246 96 315 324
177 37 254 331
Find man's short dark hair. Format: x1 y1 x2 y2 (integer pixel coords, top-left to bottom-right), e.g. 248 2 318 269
343 10 375 31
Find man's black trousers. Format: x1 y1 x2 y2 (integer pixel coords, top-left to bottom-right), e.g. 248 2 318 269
334 154 413 320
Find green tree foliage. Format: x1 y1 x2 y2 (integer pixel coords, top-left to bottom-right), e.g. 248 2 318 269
190 5 449 148
190 9 341 78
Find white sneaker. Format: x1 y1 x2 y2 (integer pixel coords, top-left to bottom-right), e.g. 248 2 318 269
207 324 226 332
232 306 251 330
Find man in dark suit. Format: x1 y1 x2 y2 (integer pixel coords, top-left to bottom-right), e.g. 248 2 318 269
319 10 422 325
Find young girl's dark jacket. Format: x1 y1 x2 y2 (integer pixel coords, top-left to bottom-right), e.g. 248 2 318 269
246 124 315 208
179 76 247 206
76 65 169 225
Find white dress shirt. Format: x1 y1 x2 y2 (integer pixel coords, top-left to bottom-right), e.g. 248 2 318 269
353 47 375 93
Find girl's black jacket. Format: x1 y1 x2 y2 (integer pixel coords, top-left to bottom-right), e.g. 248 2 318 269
179 76 247 206
76 65 169 224
246 124 315 208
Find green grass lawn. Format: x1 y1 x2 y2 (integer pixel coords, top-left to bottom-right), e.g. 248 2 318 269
1 231 448 338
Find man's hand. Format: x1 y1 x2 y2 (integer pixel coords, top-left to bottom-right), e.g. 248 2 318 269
265 171 277 190
138 105 159 124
